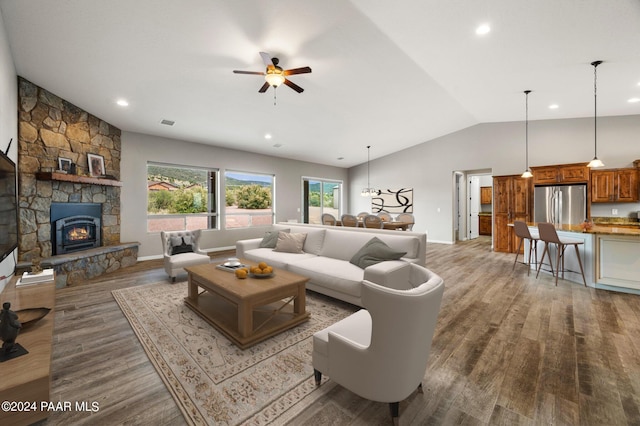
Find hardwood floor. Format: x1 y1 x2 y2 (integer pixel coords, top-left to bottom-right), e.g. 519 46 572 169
40 238 640 425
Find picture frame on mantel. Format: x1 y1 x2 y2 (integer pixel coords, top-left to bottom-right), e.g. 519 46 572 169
87 153 105 177
57 157 72 173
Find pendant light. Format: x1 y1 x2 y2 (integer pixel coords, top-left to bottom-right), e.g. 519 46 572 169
361 145 378 197
587 60 605 168
521 90 533 178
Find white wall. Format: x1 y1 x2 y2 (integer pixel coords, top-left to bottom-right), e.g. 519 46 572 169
349 115 640 243
0 8 17 292
121 131 349 258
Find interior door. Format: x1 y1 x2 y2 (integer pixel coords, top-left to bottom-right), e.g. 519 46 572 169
468 176 480 239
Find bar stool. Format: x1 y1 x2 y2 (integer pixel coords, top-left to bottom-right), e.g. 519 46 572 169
512 221 539 275
535 222 587 286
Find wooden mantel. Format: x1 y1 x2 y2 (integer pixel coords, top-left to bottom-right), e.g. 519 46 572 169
36 171 122 187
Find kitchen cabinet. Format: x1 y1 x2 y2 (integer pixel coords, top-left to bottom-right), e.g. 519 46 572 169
480 186 492 204
531 163 590 185
479 215 492 235
591 168 639 203
493 175 532 253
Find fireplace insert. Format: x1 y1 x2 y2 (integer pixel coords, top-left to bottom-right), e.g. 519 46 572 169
51 203 102 255
55 215 101 254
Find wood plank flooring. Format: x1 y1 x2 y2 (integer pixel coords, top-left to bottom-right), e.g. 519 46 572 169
37 238 640 425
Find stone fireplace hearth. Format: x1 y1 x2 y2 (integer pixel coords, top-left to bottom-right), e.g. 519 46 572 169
17 78 138 287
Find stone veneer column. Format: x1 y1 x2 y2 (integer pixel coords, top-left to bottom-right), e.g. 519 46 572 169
17 78 122 262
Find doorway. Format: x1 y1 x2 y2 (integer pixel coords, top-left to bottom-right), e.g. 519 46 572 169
453 169 493 246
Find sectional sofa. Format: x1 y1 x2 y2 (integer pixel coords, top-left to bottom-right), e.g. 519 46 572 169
235 223 427 307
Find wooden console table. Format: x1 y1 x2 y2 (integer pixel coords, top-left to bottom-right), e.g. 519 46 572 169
0 276 55 426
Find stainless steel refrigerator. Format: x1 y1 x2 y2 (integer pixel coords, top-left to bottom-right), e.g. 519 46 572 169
533 184 587 225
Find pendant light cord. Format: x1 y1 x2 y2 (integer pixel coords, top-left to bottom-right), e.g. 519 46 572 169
367 145 371 191
593 62 598 158
525 90 530 170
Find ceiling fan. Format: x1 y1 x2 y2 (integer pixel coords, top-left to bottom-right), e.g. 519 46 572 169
233 52 312 93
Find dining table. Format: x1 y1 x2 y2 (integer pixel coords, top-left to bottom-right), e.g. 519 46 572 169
334 220 412 231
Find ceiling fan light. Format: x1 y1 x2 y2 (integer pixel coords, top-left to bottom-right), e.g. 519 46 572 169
265 72 285 87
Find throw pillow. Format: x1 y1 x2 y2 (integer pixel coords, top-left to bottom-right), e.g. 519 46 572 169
349 237 407 269
170 236 194 255
274 232 307 254
259 229 290 248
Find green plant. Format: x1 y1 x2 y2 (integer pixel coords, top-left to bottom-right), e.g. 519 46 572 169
235 184 271 209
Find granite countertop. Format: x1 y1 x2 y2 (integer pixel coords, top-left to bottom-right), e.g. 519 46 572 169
478 212 493 216
591 217 640 227
524 222 640 237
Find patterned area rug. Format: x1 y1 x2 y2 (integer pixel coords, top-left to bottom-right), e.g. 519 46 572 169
112 282 356 425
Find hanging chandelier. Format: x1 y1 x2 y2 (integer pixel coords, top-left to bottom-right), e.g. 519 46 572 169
587 60 605 168
521 90 533 178
361 145 378 197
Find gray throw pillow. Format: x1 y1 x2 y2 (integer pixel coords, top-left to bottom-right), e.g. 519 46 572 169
259 229 290 248
170 235 194 255
349 237 407 269
274 232 307 254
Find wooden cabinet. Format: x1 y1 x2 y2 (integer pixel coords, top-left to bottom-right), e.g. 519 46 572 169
493 175 532 253
479 215 492 235
480 186 492 204
531 163 589 185
591 168 639 203
0 278 55 426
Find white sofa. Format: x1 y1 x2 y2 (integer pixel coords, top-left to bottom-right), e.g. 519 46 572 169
235 223 427 307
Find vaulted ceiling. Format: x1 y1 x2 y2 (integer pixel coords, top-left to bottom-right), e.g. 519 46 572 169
1 0 639 167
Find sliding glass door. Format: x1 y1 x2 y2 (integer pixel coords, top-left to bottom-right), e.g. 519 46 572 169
303 178 341 224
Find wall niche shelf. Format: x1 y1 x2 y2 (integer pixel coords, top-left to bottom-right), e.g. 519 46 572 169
36 171 122 187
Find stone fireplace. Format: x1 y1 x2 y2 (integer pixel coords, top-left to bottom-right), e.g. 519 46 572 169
17 78 138 286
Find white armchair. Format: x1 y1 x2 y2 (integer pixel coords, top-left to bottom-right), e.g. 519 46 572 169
312 264 444 423
161 230 210 282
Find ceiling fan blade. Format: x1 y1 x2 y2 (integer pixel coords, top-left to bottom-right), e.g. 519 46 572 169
284 66 312 76
258 82 270 93
259 52 274 67
233 70 265 75
283 78 304 93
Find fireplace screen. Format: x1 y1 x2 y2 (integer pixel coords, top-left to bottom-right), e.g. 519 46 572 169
55 215 101 254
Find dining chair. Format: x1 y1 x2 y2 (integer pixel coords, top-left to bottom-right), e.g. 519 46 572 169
357 211 370 220
512 220 539 275
341 214 359 227
535 222 587 286
363 214 383 228
396 213 415 230
321 213 337 226
377 212 392 222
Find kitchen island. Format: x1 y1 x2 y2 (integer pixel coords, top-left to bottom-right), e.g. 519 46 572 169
523 223 640 295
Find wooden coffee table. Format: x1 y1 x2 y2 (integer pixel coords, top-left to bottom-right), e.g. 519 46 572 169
184 261 310 349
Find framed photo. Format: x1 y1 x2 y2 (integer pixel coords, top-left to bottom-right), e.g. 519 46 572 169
87 153 105 177
58 157 72 173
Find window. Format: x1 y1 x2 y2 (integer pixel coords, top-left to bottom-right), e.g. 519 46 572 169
147 162 218 232
225 171 274 229
303 178 342 224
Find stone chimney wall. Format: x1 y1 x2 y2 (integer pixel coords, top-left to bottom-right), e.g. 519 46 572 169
17 78 122 262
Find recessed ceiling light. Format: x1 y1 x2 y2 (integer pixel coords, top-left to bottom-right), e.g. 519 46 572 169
273 143 282 148
628 98 640 103
476 24 491 35
116 99 129 107
337 157 344 160
549 104 559 109
264 133 272 140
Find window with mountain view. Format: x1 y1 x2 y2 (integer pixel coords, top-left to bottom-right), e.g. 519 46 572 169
147 162 218 232
225 171 274 229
